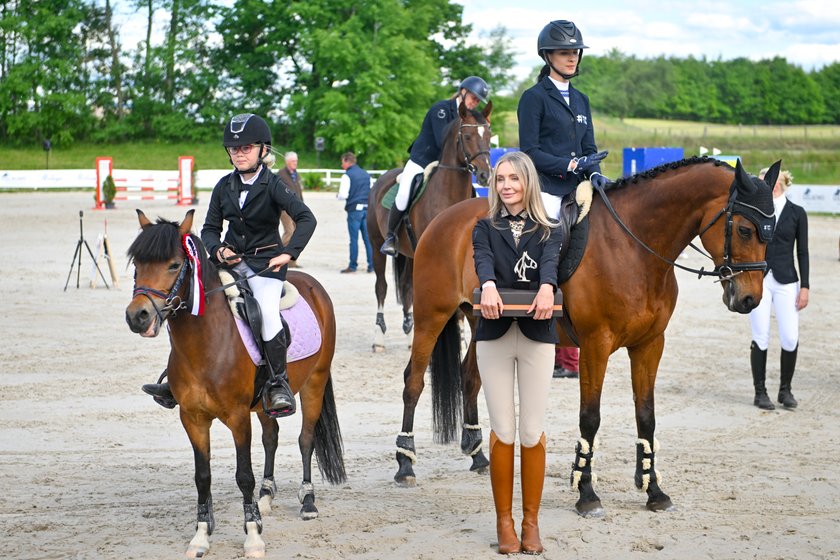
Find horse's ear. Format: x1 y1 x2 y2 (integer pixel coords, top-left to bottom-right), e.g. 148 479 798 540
734 158 757 194
179 209 195 236
762 160 782 189
482 100 493 119
459 100 468 119
136 209 152 230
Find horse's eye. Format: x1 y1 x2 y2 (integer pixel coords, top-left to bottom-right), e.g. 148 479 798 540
738 226 752 239
168 262 181 272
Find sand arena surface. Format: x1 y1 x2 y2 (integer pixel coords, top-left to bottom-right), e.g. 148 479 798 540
1 191 839 559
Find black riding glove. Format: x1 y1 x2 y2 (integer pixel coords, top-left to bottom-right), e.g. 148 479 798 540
588 172 610 190
572 150 609 176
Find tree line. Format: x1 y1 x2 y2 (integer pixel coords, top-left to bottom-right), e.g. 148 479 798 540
2 1 838 168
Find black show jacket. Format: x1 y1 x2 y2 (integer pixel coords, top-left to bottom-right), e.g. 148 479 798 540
766 200 809 288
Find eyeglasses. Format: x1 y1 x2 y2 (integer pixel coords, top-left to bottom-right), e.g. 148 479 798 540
227 145 255 155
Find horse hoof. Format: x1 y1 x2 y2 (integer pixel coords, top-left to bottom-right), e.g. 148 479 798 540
257 494 272 515
300 504 319 520
244 521 265 558
186 522 210 558
395 475 416 488
185 546 208 559
576 501 605 518
647 499 675 512
372 344 385 353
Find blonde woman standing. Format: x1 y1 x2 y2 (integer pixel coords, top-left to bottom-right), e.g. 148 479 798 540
473 151 562 554
749 167 809 410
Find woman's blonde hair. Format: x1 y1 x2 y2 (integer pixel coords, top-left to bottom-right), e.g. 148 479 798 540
487 151 556 240
758 167 794 192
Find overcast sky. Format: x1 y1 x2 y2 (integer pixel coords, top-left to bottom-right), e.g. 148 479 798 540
114 0 840 86
459 0 840 82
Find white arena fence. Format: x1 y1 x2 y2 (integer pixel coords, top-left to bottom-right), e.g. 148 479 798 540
94 156 196 208
3 165 838 214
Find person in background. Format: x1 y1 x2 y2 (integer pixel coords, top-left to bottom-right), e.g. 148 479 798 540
380 76 490 256
473 151 562 554
749 167 809 410
277 151 304 267
337 152 374 273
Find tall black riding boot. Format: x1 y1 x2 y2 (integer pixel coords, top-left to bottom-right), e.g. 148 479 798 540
262 330 296 418
750 341 775 410
142 369 177 409
778 345 799 409
380 205 406 257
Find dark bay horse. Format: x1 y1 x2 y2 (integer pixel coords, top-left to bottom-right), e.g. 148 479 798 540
396 157 777 513
125 209 346 558
367 100 493 351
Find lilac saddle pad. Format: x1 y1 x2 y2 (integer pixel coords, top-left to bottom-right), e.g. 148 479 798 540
234 296 322 365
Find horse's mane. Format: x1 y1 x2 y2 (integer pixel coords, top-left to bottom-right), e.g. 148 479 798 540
609 155 733 191
126 217 217 287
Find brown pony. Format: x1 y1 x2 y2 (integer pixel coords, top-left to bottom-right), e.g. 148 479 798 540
125 209 345 558
395 158 778 515
366 101 493 351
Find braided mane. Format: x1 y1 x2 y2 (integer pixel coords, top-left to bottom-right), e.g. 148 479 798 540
609 155 733 191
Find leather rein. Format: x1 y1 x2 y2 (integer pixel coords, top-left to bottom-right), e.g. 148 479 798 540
593 182 767 282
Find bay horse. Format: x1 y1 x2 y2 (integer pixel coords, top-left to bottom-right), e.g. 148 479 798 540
125 209 346 558
366 100 493 351
396 157 777 515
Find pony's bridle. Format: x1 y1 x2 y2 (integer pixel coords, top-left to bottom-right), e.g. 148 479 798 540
438 121 491 179
694 189 771 281
132 258 190 324
594 183 768 282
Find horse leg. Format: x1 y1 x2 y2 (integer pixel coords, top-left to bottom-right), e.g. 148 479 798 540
395 357 422 486
181 414 215 558
228 412 264 558
400 257 414 336
256 413 279 515
372 248 388 352
460 331 489 473
297 377 325 520
572 347 609 518
628 336 674 512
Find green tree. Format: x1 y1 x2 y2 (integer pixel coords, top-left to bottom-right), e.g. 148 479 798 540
814 62 840 123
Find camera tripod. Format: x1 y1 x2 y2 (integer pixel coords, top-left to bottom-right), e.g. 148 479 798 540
64 210 110 290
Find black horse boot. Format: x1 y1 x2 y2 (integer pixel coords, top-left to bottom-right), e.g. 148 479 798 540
262 330 296 418
380 205 406 257
778 346 799 409
142 370 177 409
751 341 775 410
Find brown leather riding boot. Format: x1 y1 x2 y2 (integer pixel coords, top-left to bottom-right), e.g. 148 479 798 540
490 431 520 555
520 433 546 554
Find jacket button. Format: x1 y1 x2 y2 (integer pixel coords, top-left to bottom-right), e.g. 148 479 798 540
571 151 576 156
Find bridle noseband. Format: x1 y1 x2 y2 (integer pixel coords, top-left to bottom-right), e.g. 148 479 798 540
132 259 190 324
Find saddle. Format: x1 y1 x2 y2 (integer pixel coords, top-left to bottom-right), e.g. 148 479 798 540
217 270 322 407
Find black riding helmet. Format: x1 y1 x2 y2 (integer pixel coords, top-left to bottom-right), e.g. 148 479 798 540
223 113 272 173
537 20 589 79
459 76 490 104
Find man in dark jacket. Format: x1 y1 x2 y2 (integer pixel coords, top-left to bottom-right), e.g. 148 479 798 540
276 151 304 266
337 152 374 273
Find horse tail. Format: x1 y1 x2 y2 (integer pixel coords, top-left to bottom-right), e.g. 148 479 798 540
392 253 410 305
314 375 347 485
430 312 464 444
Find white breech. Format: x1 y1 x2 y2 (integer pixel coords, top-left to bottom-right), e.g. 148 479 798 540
395 159 425 211
540 192 564 221
749 271 800 351
476 322 555 447
234 261 285 341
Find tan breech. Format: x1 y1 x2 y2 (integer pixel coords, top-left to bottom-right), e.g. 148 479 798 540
476 322 554 447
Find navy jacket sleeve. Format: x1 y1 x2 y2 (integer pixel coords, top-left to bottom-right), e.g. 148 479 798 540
796 206 809 289
472 219 497 285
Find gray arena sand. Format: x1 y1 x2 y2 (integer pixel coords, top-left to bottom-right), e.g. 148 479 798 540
1 191 839 559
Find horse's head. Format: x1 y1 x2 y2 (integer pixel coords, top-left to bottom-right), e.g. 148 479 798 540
125 209 196 337
445 100 493 186
700 159 779 314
